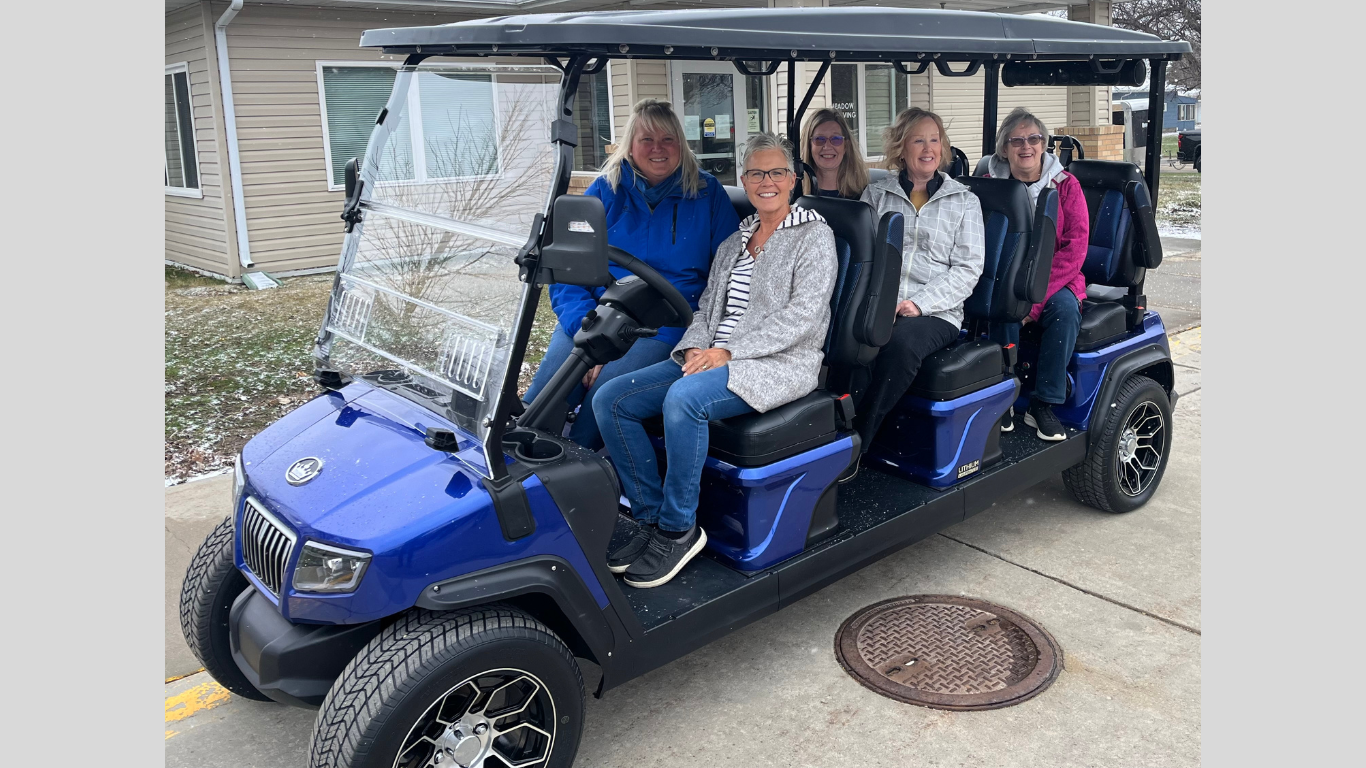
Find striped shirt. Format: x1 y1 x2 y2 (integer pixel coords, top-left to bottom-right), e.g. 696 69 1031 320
711 205 826 349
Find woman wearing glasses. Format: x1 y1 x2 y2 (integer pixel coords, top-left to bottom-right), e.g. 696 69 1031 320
984 107 1091 441
522 99 741 449
799 108 869 199
594 133 837 589
851 107 985 480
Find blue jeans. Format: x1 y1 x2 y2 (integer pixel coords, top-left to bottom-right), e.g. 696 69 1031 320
593 359 754 533
991 289 1082 405
523 326 674 449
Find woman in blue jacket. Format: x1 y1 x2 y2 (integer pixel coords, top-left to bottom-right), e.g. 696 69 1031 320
523 98 741 448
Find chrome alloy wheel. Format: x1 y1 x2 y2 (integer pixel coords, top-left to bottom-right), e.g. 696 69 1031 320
1116 401 1165 497
393 669 556 768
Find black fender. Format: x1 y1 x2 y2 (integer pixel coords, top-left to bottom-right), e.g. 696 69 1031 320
416 555 616 668
1088 343 1175 445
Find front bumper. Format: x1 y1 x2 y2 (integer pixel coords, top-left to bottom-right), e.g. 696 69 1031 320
229 587 383 708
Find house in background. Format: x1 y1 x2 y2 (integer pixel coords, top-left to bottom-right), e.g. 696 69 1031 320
1114 86 1200 132
166 0 1124 282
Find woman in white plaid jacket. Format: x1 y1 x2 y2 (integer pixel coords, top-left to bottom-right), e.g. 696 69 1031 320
850 108 985 477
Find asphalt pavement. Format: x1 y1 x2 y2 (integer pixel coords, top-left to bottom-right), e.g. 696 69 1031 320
165 324 1203 767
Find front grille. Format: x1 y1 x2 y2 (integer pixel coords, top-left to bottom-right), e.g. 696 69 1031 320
241 497 296 596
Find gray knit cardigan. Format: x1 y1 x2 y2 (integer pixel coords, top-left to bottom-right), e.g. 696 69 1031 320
672 207 838 413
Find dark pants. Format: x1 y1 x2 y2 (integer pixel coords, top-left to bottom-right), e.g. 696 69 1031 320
854 315 959 454
990 289 1082 405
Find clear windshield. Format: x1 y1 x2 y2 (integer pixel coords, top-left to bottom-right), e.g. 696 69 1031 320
317 63 561 470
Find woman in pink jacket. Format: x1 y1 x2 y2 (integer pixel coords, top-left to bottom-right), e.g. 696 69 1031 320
986 108 1090 441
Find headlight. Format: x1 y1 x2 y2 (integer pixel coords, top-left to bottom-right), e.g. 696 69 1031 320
232 454 246 513
293 541 372 593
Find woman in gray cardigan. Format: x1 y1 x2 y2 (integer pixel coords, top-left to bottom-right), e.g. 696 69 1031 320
593 133 838 589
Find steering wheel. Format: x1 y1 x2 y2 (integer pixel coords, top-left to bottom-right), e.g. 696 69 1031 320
607 247 694 327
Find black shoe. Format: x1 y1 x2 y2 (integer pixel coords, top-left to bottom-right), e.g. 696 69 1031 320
1023 401 1067 442
623 526 708 589
607 518 656 574
1001 406 1015 433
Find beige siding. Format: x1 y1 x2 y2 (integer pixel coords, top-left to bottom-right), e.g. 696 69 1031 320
921 69 1068 168
220 2 479 274
166 4 231 274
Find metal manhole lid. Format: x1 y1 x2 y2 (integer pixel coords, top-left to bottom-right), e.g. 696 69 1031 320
834 595 1062 711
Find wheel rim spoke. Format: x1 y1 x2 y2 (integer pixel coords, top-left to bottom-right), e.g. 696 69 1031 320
492 722 553 767
1116 401 1166 496
392 669 556 768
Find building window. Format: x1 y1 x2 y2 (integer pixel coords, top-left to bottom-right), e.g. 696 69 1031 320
320 64 500 190
165 64 200 196
573 69 612 172
1177 103 1196 122
828 63 907 158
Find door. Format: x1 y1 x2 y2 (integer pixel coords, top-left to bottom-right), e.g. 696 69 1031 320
671 63 767 185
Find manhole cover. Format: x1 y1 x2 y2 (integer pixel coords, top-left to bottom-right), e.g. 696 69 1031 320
834 595 1062 711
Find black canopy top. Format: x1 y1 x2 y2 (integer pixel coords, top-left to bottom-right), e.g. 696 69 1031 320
359 8 1189 62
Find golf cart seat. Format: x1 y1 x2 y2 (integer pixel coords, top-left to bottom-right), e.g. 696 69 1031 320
1067 160 1163 350
725 184 756 221
705 197 903 466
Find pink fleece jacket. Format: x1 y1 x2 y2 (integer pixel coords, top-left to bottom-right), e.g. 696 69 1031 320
1027 171 1090 322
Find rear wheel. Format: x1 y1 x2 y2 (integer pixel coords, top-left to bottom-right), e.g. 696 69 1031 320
1063 375 1173 513
178 517 271 700
309 606 585 768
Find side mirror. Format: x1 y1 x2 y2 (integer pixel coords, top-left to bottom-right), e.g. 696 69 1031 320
341 157 364 233
538 195 612 287
344 157 359 200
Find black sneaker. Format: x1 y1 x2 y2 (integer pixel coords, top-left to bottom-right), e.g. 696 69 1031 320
1023 401 1067 442
607 518 656 574
1001 406 1015 433
623 526 708 589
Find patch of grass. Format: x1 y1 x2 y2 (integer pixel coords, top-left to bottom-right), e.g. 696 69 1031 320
1156 171 1201 232
165 264 229 289
1162 133 1178 157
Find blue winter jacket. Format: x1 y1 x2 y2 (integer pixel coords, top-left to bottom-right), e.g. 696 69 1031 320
548 166 741 347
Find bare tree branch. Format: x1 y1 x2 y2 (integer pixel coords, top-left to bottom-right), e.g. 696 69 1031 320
1111 1 1201 93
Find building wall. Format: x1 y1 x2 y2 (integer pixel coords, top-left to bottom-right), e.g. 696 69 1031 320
165 4 232 274
905 69 1069 168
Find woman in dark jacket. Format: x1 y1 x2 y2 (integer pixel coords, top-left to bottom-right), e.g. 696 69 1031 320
522 98 741 449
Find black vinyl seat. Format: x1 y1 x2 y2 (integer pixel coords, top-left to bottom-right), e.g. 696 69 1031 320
1067 160 1163 350
907 177 1058 399
693 191 902 467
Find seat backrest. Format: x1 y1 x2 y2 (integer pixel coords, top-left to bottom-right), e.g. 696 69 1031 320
724 184 756 221
955 176 1057 324
796 196 902 383
1067 160 1162 289
973 155 992 177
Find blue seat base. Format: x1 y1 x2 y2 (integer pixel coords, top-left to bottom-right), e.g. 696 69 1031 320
866 377 1018 489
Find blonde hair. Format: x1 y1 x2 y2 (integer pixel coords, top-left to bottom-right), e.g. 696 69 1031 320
799 108 869 198
881 107 952 174
601 99 702 197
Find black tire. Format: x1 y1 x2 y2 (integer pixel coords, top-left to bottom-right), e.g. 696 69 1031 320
178 516 271 701
309 606 585 768
1063 375 1173 513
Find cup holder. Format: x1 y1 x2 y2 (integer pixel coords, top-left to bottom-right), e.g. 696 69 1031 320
509 436 565 464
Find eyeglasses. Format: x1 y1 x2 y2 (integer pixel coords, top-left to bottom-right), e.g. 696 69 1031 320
1006 134 1046 148
741 168 794 183
811 135 846 147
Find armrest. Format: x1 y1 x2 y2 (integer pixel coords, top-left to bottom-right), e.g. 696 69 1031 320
1124 179 1164 270
858 211 904 348
1016 186 1059 305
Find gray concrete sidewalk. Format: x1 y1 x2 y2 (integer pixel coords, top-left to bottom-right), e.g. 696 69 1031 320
166 327 1201 766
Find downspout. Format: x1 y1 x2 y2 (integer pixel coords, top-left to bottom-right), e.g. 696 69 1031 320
215 0 253 270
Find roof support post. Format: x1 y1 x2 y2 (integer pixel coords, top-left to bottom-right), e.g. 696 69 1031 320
982 60 1000 160
1143 58 1166 202
785 59 797 140
214 0 252 270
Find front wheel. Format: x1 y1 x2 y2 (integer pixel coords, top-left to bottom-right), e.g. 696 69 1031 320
309 606 585 768
178 517 271 700
1063 375 1173 513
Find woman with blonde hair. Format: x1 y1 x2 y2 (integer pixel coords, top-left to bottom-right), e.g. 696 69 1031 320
523 98 740 449
849 107 984 480
798 108 869 199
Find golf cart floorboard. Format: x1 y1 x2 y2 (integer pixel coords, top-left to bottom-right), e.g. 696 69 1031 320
618 429 1088 631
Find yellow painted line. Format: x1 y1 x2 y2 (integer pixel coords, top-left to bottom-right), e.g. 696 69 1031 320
165 730 180 741
166 681 232 725
165 668 205 684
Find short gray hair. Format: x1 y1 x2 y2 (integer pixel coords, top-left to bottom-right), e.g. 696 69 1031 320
995 107 1049 159
740 131 794 172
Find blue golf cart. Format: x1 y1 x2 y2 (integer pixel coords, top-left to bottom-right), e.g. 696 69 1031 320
178 9 1189 768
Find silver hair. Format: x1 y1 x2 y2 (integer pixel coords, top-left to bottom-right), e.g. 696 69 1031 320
995 107 1049 159
740 131 795 172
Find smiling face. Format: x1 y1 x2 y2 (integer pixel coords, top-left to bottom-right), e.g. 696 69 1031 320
1005 120 1046 181
629 124 682 187
901 117 943 182
742 148 795 218
810 120 847 175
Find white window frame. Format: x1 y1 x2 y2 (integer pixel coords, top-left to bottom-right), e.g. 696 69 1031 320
1176 103 1195 122
317 60 520 192
827 62 908 162
165 62 203 199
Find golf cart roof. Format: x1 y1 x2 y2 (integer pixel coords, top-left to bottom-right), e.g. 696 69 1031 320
359 8 1190 62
